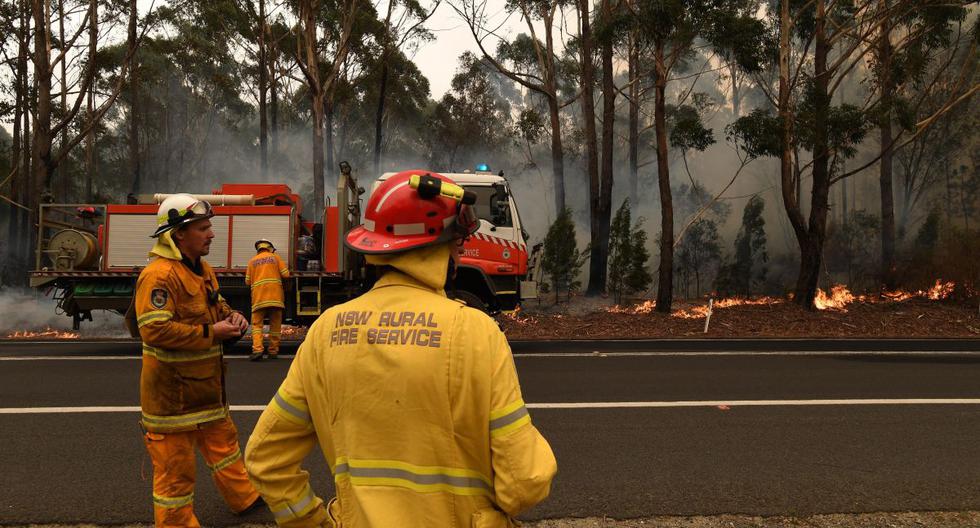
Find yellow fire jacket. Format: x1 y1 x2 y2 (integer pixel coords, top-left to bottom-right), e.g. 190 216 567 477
245 244 557 528
135 231 236 433
246 250 290 310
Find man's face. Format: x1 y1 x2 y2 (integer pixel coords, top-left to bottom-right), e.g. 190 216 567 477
173 219 214 260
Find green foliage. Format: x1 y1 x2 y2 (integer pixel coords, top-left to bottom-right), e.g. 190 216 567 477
715 195 768 296
726 108 782 159
675 218 722 298
607 199 652 303
914 208 941 251
673 181 731 223
669 103 715 152
542 207 586 303
514 108 546 145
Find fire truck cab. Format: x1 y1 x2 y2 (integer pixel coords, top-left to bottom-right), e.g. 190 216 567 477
375 167 541 313
29 164 540 329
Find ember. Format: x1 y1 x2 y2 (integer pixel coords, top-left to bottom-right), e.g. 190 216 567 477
5 327 80 339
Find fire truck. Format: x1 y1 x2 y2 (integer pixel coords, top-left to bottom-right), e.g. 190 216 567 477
29 165 542 329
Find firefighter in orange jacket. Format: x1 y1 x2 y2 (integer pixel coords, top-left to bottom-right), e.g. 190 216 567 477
135 193 261 527
244 171 557 527
246 239 290 361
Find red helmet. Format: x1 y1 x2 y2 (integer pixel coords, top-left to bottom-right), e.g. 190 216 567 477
345 170 480 254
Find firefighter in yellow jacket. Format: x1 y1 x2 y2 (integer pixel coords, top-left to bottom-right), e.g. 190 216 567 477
135 193 261 527
246 239 290 361
244 171 557 527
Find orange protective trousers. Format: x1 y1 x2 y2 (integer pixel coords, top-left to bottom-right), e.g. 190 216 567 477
143 417 258 528
251 308 283 356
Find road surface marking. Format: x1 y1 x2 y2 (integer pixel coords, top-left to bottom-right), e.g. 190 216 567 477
3 399 980 414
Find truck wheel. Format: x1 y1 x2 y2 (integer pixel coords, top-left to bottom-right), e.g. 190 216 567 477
452 290 488 313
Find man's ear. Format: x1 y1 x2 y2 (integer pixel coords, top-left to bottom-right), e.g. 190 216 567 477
172 228 184 243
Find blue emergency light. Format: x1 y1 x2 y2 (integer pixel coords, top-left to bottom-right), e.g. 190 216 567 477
475 163 490 172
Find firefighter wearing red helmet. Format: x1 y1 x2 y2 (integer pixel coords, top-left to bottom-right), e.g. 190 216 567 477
133 194 261 527
245 171 557 527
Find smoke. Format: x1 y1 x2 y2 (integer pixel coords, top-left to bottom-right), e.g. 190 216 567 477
0 288 129 338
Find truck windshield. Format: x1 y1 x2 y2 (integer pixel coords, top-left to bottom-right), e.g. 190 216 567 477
464 186 513 228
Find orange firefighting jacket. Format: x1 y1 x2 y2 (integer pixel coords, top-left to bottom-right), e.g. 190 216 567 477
244 244 557 528
246 250 290 311
135 231 236 433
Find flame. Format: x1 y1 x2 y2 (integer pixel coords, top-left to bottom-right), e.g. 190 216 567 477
608 300 657 314
672 306 711 319
926 279 955 300
883 279 956 302
5 327 80 339
814 284 855 310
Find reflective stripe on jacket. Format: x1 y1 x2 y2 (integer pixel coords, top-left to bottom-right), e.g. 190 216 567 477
244 243 556 528
136 239 235 433
246 251 290 310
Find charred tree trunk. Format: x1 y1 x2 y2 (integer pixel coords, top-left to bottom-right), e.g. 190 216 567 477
778 0 809 305
258 0 268 178
877 0 897 290
588 24 615 295
578 0 600 295
127 0 140 195
793 0 831 308
653 45 673 313
325 99 335 189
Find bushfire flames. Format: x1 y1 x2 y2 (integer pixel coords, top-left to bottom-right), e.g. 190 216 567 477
601 279 958 318
5 327 80 339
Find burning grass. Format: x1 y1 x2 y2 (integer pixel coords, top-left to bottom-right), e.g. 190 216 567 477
505 285 978 340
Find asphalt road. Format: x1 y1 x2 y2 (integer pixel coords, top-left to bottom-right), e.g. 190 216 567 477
1 340 979 525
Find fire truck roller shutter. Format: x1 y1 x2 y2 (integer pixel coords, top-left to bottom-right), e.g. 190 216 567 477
152 194 255 206
105 215 228 268
231 215 291 268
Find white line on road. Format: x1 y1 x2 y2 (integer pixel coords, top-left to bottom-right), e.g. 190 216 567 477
3 399 980 414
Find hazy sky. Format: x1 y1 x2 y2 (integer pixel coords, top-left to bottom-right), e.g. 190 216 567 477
410 3 531 98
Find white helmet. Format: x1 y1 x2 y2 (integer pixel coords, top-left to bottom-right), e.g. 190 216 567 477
152 193 214 238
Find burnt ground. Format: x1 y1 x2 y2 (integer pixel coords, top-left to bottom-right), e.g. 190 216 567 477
501 296 980 340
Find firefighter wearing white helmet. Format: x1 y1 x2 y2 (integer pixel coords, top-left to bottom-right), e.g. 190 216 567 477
246 238 290 361
244 171 556 527
134 193 261 526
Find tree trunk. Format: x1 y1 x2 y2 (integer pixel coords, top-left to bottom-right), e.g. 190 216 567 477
730 63 741 119
793 0 831 308
85 0 96 202
588 25 615 295
628 36 639 208
578 0 600 295
312 91 325 215
58 0 68 201
258 0 268 178
653 45 673 313
270 39 279 157
877 0 897 290
325 100 335 189
32 0 54 197
546 93 565 217
127 0 140 195
373 61 389 177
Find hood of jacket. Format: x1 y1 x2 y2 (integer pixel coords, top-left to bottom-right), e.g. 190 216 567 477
365 243 451 293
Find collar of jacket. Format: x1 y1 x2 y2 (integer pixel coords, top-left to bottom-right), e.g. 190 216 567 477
366 243 450 294
148 231 183 261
